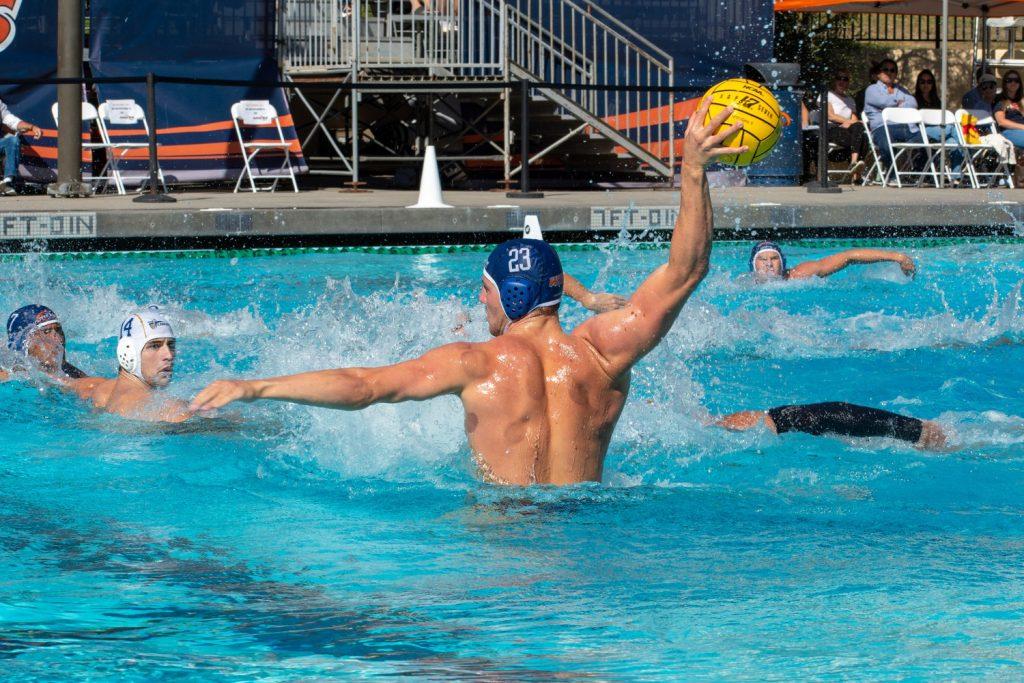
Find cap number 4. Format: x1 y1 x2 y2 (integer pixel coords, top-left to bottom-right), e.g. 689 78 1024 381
508 247 532 273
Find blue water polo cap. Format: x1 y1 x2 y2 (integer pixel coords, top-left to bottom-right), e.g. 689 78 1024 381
484 238 564 321
749 240 787 274
6 305 61 353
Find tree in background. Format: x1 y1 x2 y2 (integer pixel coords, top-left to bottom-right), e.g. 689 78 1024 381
774 12 862 101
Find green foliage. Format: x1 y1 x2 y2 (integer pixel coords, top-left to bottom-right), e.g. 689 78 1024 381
774 12 861 99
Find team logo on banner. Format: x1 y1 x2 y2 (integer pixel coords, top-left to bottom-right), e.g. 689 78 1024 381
0 0 22 53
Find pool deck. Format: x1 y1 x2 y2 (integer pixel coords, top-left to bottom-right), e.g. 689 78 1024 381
1 185 1022 252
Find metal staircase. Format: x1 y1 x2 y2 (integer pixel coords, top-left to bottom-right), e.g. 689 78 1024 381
279 0 675 185
502 0 674 177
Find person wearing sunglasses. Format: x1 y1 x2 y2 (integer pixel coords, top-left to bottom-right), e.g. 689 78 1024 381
912 69 965 181
962 71 998 116
824 70 867 182
914 69 941 109
994 70 1024 185
863 59 919 164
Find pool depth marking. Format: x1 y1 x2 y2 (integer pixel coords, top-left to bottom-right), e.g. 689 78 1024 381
592 207 679 231
0 212 97 239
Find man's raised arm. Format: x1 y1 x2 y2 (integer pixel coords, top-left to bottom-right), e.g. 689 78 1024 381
574 98 745 376
190 342 485 412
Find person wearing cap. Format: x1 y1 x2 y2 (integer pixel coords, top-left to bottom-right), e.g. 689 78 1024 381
962 70 998 116
3 305 92 382
191 97 744 485
748 241 916 281
863 58 919 166
75 306 192 422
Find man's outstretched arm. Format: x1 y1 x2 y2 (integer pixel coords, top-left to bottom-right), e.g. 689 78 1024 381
190 342 484 412
788 249 916 279
563 273 627 313
574 98 744 377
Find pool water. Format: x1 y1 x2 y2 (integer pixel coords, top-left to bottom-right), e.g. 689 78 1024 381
1 239 1023 679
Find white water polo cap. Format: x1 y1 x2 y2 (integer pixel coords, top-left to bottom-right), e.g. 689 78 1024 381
117 306 175 380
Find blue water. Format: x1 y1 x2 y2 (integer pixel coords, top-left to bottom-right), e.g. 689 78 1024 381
2 240 1023 679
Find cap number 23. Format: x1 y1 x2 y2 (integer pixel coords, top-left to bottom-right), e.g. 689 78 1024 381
508 247 532 272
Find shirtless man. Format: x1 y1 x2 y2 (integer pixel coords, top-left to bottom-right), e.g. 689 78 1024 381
3 305 94 384
717 401 947 450
190 97 742 485
77 306 192 422
749 241 916 281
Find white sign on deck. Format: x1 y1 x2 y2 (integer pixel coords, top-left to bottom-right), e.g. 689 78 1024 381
591 206 678 231
0 213 97 239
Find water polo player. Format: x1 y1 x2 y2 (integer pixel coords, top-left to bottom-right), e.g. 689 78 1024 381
77 306 193 422
716 401 947 450
191 97 745 485
749 241 917 281
3 305 90 381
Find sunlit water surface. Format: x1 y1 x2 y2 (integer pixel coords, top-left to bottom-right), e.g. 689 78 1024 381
1 240 1023 679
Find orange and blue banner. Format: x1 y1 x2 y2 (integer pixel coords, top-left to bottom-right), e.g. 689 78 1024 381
90 0 306 183
0 0 64 182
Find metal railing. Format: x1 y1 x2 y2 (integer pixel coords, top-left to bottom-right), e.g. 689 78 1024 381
279 0 676 179
501 0 674 176
280 0 505 75
828 13 976 43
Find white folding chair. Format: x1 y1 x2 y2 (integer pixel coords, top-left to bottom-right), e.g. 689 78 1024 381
97 100 167 195
51 101 117 193
881 108 936 188
860 113 886 186
230 100 299 193
955 108 1014 189
919 108 964 187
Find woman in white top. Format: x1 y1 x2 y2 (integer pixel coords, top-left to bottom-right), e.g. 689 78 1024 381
826 69 868 181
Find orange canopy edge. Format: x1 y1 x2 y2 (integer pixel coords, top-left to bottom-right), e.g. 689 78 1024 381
775 0 1024 17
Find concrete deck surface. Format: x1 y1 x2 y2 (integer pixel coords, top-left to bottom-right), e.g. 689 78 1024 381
0 185 1021 251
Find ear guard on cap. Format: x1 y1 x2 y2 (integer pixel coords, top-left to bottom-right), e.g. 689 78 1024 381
116 332 139 375
491 273 541 321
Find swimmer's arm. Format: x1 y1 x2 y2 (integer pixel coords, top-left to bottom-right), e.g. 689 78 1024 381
789 249 916 278
563 274 627 313
715 410 775 432
0 368 8 382
574 98 742 376
191 342 482 411
61 376 107 399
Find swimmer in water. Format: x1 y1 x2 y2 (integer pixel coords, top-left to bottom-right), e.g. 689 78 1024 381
749 241 916 281
2 305 97 386
75 306 192 422
191 97 742 485
716 401 947 450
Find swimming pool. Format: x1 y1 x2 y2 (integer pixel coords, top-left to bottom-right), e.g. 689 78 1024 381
2 239 1023 679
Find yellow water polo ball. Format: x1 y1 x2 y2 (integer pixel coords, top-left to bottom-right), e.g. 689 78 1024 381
701 78 783 166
